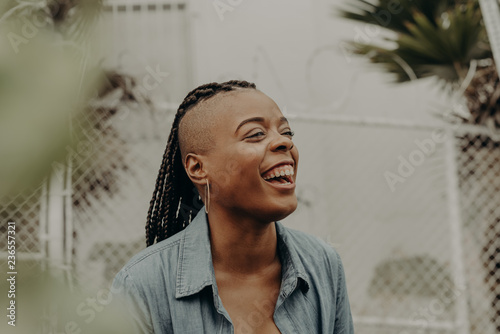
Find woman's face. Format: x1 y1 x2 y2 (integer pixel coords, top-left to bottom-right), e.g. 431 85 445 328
204 89 299 223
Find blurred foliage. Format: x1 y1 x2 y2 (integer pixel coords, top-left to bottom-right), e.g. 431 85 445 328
464 61 500 126
0 0 153 203
0 260 135 333
0 0 102 200
0 1 154 332
337 0 491 82
337 0 499 128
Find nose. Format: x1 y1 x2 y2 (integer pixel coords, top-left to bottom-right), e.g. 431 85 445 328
269 132 294 152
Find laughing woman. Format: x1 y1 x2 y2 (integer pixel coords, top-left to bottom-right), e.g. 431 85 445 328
113 80 354 334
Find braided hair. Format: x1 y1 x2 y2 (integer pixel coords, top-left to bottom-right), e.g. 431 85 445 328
145 80 257 246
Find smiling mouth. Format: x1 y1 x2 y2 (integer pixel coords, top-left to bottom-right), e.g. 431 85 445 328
261 164 294 185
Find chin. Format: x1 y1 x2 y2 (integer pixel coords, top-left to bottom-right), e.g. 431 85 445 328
264 198 298 222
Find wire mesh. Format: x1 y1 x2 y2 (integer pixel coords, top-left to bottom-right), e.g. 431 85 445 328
0 187 43 254
456 132 500 334
70 96 174 290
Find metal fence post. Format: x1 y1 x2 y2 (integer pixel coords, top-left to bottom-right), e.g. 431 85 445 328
445 128 471 334
46 162 68 274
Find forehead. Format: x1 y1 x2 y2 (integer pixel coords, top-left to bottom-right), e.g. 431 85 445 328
212 90 284 129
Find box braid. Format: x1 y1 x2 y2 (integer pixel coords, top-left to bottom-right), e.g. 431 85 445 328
145 80 257 246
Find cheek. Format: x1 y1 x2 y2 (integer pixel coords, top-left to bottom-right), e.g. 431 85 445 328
240 145 262 162
225 144 263 174
228 146 262 179
209 146 264 197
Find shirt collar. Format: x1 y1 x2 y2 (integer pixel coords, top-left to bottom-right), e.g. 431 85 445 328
175 208 310 299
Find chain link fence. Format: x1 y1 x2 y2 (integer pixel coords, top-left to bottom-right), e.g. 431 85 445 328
456 132 500 333
70 97 173 290
0 186 45 275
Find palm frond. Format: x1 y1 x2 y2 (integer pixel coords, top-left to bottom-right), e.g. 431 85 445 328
338 0 491 83
337 0 453 35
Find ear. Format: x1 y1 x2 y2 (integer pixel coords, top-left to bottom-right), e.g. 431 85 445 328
184 153 207 186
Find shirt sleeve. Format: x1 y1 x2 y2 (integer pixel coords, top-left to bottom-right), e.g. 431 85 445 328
333 252 354 334
111 270 154 334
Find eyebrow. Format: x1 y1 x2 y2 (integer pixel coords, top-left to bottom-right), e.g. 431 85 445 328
234 116 289 134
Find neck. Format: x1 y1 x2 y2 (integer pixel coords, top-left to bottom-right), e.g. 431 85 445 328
207 205 279 276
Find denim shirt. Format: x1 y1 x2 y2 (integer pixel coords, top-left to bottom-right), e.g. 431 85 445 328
112 209 354 333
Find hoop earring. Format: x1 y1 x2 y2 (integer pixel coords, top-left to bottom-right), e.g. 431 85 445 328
205 179 210 214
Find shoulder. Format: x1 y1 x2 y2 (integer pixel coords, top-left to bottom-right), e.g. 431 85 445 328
110 234 187 334
113 230 184 286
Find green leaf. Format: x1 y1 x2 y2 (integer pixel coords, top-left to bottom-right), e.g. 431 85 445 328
336 0 491 83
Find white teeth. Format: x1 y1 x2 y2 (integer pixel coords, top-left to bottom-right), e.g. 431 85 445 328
262 165 294 180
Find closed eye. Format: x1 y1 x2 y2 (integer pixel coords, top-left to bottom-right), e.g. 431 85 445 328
247 131 265 139
246 130 294 139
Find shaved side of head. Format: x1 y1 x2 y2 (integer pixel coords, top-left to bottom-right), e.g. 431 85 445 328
178 89 250 161
178 95 218 161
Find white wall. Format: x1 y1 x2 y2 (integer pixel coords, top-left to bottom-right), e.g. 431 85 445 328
188 0 447 122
